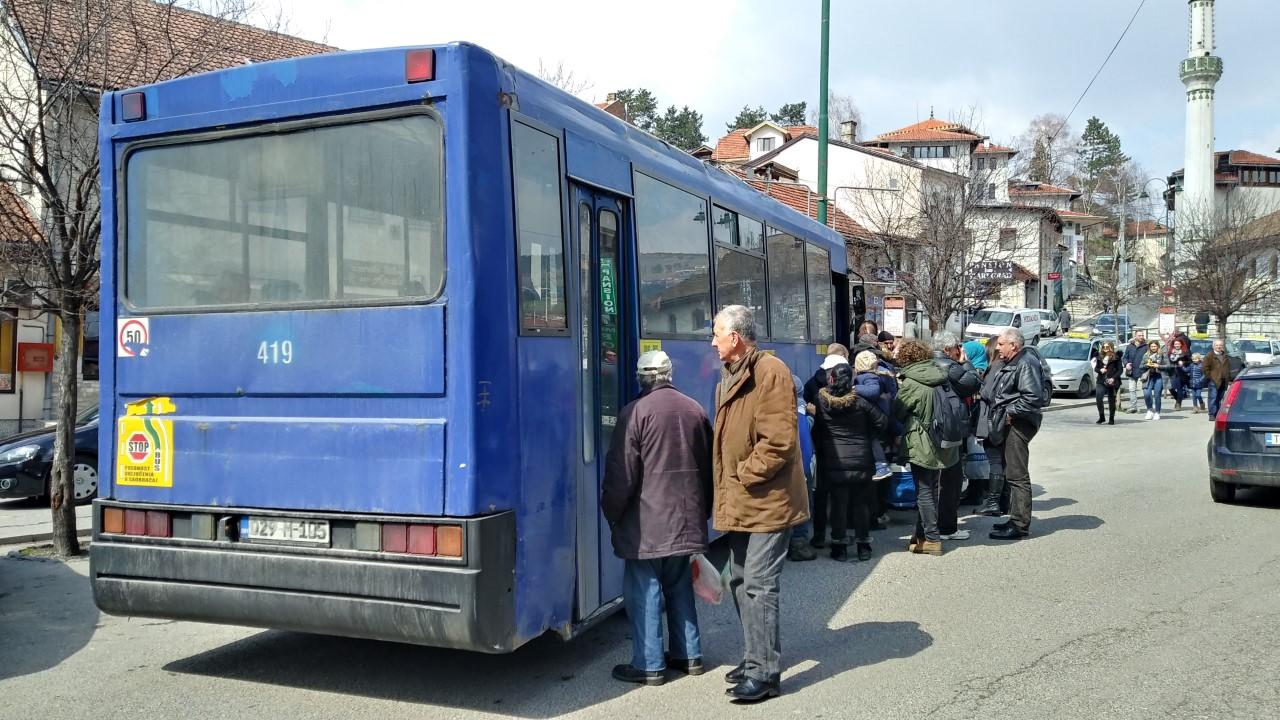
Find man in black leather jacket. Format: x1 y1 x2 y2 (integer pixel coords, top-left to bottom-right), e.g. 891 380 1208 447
978 329 1045 539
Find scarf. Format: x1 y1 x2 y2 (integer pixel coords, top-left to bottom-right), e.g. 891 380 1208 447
720 346 759 399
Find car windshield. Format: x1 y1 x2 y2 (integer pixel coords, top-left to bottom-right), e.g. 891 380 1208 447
1039 341 1090 361
1236 340 1271 354
972 310 1013 325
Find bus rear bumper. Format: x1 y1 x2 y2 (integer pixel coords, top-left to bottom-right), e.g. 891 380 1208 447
90 510 518 653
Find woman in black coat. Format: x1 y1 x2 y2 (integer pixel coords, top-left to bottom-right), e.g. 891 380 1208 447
1092 341 1123 425
813 363 889 562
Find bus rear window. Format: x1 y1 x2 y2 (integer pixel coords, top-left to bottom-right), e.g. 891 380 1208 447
124 114 444 309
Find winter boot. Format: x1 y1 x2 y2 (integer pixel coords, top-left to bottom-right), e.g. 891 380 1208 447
829 543 850 562
977 474 1005 516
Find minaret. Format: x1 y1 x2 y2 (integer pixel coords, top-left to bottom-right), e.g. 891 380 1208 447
1180 0 1223 218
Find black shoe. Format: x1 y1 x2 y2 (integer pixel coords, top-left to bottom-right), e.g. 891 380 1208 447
727 677 781 703
612 664 664 686
808 537 826 549
1096 417 1105 424
989 526 1029 540
992 519 1012 530
786 541 817 562
724 662 746 684
856 542 873 561
664 655 704 676
829 544 850 562
1109 417 1115 425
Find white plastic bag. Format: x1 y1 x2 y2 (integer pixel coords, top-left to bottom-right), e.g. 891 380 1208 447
690 553 723 605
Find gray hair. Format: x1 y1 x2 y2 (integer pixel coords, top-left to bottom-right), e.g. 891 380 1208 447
933 331 961 352
715 304 757 342
638 368 673 389
998 327 1024 348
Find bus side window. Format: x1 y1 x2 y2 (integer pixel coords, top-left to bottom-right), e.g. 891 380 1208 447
512 122 568 332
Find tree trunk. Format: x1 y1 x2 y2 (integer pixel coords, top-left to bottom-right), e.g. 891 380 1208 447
1216 317 1229 341
50 306 83 557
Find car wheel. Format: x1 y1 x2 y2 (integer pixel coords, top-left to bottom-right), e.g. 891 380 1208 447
1209 477 1236 503
1077 375 1094 399
72 454 98 505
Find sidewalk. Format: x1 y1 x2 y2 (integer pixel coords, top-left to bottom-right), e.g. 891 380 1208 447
0 498 93 545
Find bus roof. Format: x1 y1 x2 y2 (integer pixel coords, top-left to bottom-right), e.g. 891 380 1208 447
103 42 848 269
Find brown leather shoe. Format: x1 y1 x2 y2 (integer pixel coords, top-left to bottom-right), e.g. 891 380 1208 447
907 536 922 553
918 540 943 556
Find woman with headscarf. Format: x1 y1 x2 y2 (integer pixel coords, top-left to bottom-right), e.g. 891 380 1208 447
1092 341 1122 424
813 363 888 561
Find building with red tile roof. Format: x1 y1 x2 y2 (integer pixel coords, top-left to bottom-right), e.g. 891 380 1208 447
1167 149 1280 220
710 123 823 164
866 117 985 145
0 181 40 243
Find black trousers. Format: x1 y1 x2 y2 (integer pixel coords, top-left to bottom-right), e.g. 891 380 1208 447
938 462 964 536
814 472 875 544
1005 420 1039 531
1095 381 1118 421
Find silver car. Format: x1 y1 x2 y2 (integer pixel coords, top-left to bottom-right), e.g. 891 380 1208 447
1040 337 1104 398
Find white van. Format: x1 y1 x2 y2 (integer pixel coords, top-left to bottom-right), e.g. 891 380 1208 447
963 307 1042 346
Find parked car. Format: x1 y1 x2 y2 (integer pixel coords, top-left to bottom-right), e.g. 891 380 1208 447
964 307 1041 346
1091 314 1132 343
1037 310 1061 337
0 404 99 504
1207 366 1280 503
1039 337 1104 398
1233 338 1280 367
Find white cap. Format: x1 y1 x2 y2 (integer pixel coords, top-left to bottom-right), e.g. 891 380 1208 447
820 354 850 370
636 350 672 375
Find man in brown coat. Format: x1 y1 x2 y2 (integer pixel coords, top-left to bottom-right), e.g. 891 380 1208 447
709 304 808 704
1202 339 1233 419
601 350 712 686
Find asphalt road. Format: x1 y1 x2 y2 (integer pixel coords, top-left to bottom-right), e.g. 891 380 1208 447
2 403 1278 720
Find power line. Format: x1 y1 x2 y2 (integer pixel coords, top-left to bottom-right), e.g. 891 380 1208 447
1050 0 1149 142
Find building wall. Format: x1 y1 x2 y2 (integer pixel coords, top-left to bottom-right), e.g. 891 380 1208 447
0 308 52 435
746 127 787 161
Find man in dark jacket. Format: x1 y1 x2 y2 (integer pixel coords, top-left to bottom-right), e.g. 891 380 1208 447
1121 330 1148 414
1202 339 1234 419
602 350 713 686
980 329 1045 540
933 333 982 541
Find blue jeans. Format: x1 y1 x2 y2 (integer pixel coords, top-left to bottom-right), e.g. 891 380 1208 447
623 557 701 672
1208 383 1224 418
1192 385 1205 408
1145 376 1165 412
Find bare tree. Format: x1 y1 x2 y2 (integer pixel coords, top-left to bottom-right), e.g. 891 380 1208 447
1010 113 1080 186
809 90 861 140
537 59 592 97
1175 194 1280 338
0 0 318 557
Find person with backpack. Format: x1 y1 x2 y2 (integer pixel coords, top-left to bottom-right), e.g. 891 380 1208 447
891 339 958 556
932 333 983 542
978 329 1046 540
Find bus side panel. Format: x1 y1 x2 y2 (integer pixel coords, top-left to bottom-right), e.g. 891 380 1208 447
513 338 578 640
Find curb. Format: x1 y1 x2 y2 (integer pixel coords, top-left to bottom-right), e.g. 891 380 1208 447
0 526 93 547
1044 399 1097 413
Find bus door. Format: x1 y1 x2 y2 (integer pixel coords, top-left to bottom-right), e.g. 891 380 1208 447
571 184 630 620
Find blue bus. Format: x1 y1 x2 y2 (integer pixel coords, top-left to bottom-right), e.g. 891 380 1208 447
91 43 850 653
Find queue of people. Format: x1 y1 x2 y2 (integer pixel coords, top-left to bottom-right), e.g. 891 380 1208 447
600 305 1051 702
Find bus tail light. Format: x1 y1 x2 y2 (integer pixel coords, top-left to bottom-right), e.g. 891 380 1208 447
382 523 408 553
408 525 436 555
437 526 463 557
122 91 146 121
405 49 434 83
124 509 147 535
145 511 171 538
103 507 125 534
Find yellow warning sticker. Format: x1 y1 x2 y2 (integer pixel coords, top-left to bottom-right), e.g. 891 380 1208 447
117 397 175 487
639 338 662 354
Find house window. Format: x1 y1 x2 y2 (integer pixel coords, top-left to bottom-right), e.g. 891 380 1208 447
889 177 900 190
999 228 1017 250
756 137 776 152
987 183 996 200
976 157 986 171
635 173 711 336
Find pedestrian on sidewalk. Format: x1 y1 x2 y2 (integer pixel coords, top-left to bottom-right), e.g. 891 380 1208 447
1167 338 1192 411
851 350 896 480
1121 330 1148 414
1189 352 1207 413
892 339 956 556
1092 341 1122 424
978 329 1046 540
933 333 982 542
1202 339 1232 419
786 374 820 562
804 352 849 557
813 363 888 562
602 351 712 687
1140 340 1169 421
709 305 809 704
959 340 992 506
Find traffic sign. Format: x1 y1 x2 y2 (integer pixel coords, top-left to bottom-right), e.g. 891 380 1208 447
1047 272 1062 281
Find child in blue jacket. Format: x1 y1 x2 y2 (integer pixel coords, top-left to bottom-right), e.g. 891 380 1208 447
1189 353 1207 413
853 350 896 479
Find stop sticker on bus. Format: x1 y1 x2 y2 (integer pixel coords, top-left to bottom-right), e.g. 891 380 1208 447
126 432 151 462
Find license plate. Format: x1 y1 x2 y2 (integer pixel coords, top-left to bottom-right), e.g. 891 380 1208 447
241 516 330 546
1266 433 1280 447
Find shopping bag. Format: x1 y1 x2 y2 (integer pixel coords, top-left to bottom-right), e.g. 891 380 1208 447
690 553 723 605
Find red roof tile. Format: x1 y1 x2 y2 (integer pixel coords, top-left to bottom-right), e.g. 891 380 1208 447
0 182 42 243
868 117 983 144
1103 220 1170 238
1228 150 1280 166
740 178 871 242
1010 181 1078 195
10 0 336 92
710 125 821 162
975 143 1017 155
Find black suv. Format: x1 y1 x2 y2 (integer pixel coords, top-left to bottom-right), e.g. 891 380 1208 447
1207 366 1280 503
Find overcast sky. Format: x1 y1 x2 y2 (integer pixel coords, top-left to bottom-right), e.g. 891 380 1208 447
280 0 1279 186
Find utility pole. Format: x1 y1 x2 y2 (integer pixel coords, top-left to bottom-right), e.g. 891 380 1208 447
817 0 830 226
